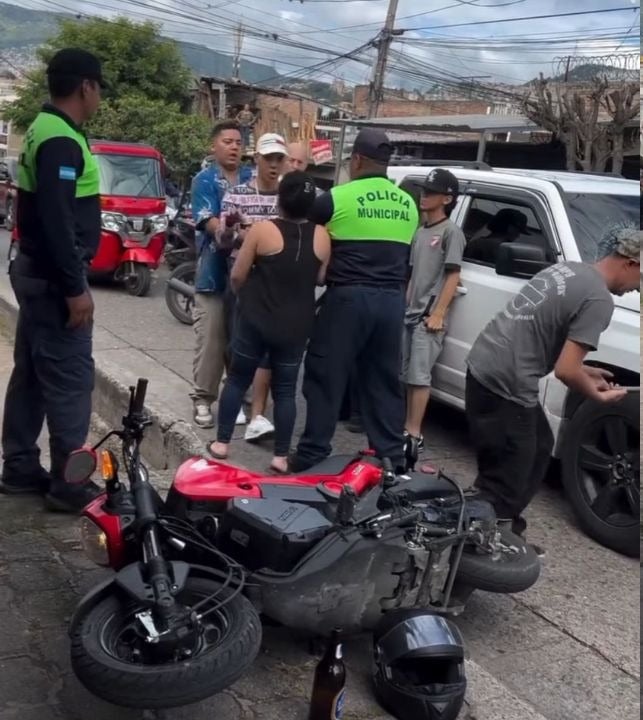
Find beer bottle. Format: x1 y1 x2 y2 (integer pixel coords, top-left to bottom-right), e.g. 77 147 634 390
308 629 346 720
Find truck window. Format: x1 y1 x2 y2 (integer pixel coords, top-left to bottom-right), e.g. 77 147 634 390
462 196 555 267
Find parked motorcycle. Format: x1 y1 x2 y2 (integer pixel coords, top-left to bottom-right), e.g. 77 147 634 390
67 378 540 709
164 192 196 271
165 260 196 325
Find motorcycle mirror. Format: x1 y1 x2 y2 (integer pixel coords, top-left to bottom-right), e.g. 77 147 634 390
64 448 97 485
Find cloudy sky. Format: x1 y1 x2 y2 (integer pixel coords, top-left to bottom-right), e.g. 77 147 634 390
19 0 641 86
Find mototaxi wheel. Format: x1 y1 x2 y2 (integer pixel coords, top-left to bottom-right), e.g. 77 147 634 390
165 261 195 325
124 263 152 297
70 577 262 709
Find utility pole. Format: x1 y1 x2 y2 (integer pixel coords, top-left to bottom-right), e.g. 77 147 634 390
367 0 400 118
233 21 244 80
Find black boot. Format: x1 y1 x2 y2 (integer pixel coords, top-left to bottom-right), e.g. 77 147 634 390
45 481 102 513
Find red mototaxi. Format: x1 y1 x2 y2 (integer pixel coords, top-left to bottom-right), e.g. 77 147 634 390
90 140 167 296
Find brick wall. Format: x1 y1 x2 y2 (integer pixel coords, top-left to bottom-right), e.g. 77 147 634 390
255 95 319 139
352 85 490 117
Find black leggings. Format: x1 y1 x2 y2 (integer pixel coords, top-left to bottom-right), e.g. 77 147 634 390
466 371 554 535
217 314 304 456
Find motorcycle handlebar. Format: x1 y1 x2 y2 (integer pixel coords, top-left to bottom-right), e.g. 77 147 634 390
131 379 148 415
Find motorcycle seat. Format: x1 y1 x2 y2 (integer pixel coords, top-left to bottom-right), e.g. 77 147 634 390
296 454 365 477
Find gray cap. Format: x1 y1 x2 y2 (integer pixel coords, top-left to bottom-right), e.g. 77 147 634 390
614 227 641 260
599 226 641 260
352 128 393 163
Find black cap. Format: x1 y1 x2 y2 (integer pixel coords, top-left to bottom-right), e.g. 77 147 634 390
47 48 107 89
352 128 393 164
417 168 459 196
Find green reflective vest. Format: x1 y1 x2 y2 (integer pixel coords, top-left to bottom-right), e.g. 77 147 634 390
328 176 418 245
18 110 99 198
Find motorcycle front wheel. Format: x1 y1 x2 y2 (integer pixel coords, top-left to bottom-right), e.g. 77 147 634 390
123 263 152 297
70 577 262 709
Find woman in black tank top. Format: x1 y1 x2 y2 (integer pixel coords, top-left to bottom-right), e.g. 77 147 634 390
210 172 330 473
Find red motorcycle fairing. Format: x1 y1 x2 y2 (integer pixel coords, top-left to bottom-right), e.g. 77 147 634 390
171 454 384 504
83 495 128 569
121 235 165 268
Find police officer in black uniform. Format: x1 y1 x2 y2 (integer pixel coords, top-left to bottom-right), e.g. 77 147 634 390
0 49 105 511
291 129 419 472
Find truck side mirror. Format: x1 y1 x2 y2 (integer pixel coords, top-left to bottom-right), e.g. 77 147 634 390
495 242 551 279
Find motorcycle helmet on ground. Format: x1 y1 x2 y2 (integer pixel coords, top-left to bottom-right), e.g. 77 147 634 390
372 609 466 720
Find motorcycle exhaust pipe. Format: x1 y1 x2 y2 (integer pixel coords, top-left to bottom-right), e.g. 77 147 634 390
167 277 195 298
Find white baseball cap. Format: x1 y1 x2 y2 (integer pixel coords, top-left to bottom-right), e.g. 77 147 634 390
256 133 287 156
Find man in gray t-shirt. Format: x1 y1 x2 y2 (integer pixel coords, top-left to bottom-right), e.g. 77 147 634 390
466 227 641 543
401 169 466 471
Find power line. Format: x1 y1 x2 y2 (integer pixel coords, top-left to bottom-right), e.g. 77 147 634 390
401 6 641 32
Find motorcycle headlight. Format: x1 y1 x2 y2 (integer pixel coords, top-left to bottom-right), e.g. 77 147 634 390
150 214 169 233
101 212 126 232
79 517 110 566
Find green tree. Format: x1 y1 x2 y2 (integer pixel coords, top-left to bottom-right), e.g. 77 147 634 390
5 16 209 178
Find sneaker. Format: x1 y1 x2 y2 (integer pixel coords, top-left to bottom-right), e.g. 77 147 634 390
45 481 103 514
193 402 214 429
244 415 275 442
0 471 51 495
236 409 248 426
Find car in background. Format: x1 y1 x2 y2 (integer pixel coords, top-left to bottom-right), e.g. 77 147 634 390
388 163 640 557
0 157 18 230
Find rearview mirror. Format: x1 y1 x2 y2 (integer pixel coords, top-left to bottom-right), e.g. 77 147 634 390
495 242 551 279
64 448 97 485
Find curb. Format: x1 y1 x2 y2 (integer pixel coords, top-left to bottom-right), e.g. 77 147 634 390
0 280 203 471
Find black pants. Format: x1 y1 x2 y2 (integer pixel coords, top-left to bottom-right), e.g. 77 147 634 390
466 371 554 535
1 260 94 485
294 285 406 470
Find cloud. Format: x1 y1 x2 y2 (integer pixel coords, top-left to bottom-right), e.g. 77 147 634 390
21 0 642 85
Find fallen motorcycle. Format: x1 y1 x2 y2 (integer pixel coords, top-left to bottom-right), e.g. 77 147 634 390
67 378 540 709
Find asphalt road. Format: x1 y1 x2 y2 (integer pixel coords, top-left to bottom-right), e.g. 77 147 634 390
0 229 639 720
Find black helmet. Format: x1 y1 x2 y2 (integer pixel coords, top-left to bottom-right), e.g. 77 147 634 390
372 609 466 720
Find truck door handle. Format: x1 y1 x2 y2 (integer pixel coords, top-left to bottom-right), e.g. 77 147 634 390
456 285 468 295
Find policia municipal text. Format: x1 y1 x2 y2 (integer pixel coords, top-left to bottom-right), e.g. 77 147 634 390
0 49 105 512
291 129 419 472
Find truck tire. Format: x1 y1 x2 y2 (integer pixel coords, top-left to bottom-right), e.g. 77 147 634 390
70 577 262 709
456 529 540 594
561 394 639 557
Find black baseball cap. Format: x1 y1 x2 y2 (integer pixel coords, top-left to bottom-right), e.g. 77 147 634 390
47 48 107 89
352 128 393 164
416 168 459 196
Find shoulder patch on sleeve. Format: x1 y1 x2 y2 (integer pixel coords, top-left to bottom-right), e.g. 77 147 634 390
59 166 77 181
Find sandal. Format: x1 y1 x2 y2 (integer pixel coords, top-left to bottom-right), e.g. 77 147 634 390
207 441 228 460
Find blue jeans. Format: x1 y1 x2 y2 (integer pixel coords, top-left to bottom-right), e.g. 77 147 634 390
2 259 94 485
217 315 304 456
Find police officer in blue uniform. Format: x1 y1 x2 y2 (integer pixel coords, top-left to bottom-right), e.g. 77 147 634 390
1 49 105 511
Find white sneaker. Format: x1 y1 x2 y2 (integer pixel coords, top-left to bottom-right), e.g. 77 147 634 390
236 409 247 425
244 415 275 442
193 402 214 429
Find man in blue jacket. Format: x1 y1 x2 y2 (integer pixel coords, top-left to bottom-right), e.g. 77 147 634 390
190 121 252 428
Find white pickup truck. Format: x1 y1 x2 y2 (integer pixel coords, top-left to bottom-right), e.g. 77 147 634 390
387 164 640 557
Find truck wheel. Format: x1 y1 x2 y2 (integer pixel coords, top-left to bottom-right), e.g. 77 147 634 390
124 264 152 297
456 529 540 594
165 261 195 325
561 394 639 557
70 577 262 709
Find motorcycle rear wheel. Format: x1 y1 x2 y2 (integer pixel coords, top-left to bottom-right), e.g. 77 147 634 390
70 577 262 709
455 529 540 594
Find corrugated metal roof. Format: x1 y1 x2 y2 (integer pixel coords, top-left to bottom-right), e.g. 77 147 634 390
341 114 537 133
